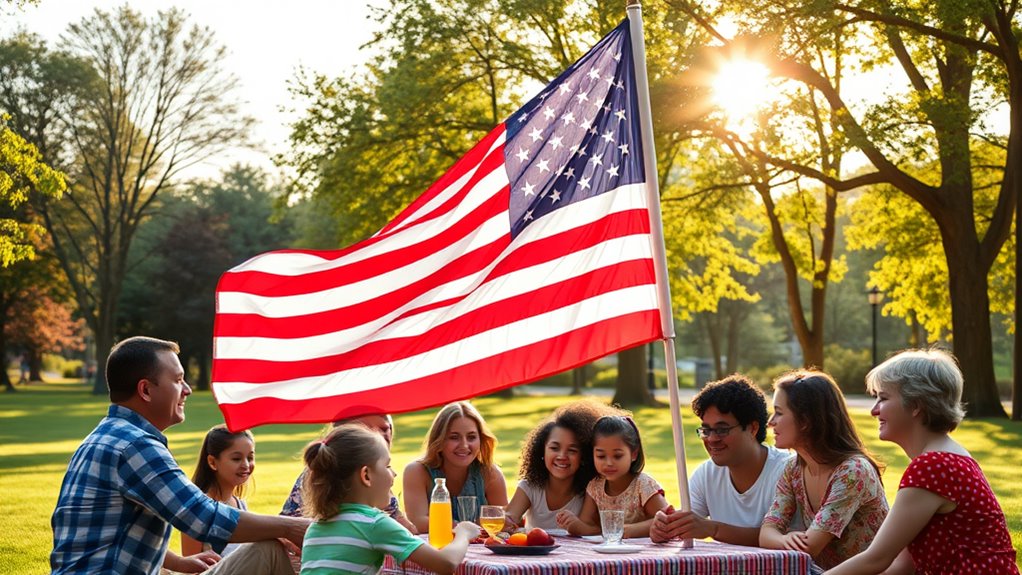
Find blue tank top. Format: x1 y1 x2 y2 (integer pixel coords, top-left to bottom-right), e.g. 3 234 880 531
425 462 487 521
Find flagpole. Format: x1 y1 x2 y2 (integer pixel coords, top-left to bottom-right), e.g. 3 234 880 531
626 1 694 549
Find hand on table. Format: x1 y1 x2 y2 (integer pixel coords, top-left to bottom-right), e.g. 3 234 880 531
555 510 586 534
651 504 716 542
455 521 482 541
779 530 810 552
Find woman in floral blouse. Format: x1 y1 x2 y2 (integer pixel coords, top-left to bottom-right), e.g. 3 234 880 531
760 371 888 571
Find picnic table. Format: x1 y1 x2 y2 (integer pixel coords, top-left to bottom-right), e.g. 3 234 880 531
382 535 814 575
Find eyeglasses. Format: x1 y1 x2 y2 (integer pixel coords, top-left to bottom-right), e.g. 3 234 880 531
695 424 742 439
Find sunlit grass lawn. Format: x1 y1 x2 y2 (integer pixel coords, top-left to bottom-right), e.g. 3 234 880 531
2 379 1019 574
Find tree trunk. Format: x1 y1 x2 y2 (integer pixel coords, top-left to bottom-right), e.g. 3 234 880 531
91 322 113 396
700 314 724 379
27 347 43 382
612 345 657 406
0 328 13 392
945 241 1007 417
725 307 743 375
196 352 210 391
571 366 588 395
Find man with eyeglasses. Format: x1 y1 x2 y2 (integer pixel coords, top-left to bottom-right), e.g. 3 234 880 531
651 374 791 546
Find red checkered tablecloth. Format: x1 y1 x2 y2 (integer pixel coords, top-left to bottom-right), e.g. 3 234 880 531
382 536 813 575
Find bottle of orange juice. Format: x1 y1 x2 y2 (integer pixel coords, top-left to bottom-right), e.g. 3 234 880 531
428 478 454 548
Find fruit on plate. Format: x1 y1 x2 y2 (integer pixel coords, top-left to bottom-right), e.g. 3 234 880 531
507 533 529 546
484 536 505 546
526 527 555 546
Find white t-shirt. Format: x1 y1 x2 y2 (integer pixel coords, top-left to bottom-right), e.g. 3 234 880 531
515 480 584 531
689 445 791 528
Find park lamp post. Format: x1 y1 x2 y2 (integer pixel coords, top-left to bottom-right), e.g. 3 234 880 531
868 286 884 367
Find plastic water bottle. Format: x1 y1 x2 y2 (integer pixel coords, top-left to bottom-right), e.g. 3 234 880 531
428 478 454 547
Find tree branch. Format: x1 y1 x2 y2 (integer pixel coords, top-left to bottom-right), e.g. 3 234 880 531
833 3 1001 58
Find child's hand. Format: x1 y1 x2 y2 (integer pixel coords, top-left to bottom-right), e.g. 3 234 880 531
779 530 809 552
454 521 481 541
555 510 585 533
554 510 575 529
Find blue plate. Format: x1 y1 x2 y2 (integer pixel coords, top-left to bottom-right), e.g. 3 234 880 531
485 544 560 555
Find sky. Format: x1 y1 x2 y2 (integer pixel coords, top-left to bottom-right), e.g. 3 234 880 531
2 0 381 178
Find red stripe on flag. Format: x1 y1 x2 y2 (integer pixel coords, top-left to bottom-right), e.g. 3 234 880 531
213 258 655 383
213 207 650 339
379 126 505 236
217 309 661 430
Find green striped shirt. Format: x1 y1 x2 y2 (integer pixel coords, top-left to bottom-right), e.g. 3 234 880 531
301 503 424 575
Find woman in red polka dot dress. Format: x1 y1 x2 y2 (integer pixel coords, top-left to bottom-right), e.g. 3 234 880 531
826 349 1019 575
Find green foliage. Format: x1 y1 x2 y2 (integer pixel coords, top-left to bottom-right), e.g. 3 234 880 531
821 344 871 394
0 119 65 266
118 165 295 387
846 137 1013 338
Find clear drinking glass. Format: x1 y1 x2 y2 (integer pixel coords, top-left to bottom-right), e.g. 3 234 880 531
479 504 505 537
599 509 625 545
457 496 478 524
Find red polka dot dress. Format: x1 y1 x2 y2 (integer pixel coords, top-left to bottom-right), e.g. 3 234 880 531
899 451 1019 574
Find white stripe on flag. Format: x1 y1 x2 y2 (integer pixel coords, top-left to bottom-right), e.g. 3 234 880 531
213 282 658 403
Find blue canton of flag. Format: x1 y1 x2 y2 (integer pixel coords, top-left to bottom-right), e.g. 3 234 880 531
506 21 644 237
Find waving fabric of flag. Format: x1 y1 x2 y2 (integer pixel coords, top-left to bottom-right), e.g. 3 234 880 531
212 20 663 431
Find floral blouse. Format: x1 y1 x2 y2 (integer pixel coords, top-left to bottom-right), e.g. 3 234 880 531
585 472 664 524
763 454 888 570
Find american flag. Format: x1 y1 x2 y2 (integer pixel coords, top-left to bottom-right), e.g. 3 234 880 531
211 20 663 431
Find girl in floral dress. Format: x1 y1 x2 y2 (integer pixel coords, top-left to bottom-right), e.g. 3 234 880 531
556 415 669 539
760 371 889 571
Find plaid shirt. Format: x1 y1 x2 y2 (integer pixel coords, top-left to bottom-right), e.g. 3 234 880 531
50 405 241 574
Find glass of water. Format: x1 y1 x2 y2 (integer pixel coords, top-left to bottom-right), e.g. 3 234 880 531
456 496 478 524
599 509 624 545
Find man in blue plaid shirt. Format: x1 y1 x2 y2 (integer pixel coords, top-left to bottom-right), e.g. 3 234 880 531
50 336 309 574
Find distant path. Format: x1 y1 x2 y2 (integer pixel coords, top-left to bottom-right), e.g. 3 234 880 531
526 386 855 409
521 385 1013 412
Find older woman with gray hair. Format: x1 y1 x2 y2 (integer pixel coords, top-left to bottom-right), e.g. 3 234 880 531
826 349 1018 575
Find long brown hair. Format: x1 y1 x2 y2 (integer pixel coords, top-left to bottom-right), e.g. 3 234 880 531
191 424 255 500
774 370 884 477
420 401 497 469
302 424 389 520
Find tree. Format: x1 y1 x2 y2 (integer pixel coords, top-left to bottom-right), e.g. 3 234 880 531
118 165 294 389
668 0 1019 417
0 221 75 391
0 9 250 394
6 287 84 383
0 117 65 267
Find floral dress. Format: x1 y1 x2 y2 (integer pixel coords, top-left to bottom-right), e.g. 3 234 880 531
763 455 888 570
585 472 664 524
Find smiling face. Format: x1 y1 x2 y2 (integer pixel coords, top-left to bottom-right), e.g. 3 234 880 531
544 425 582 481
768 388 800 450
593 433 636 484
699 406 758 467
441 416 481 469
145 350 191 431
870 383 915 444
209 436 255 491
